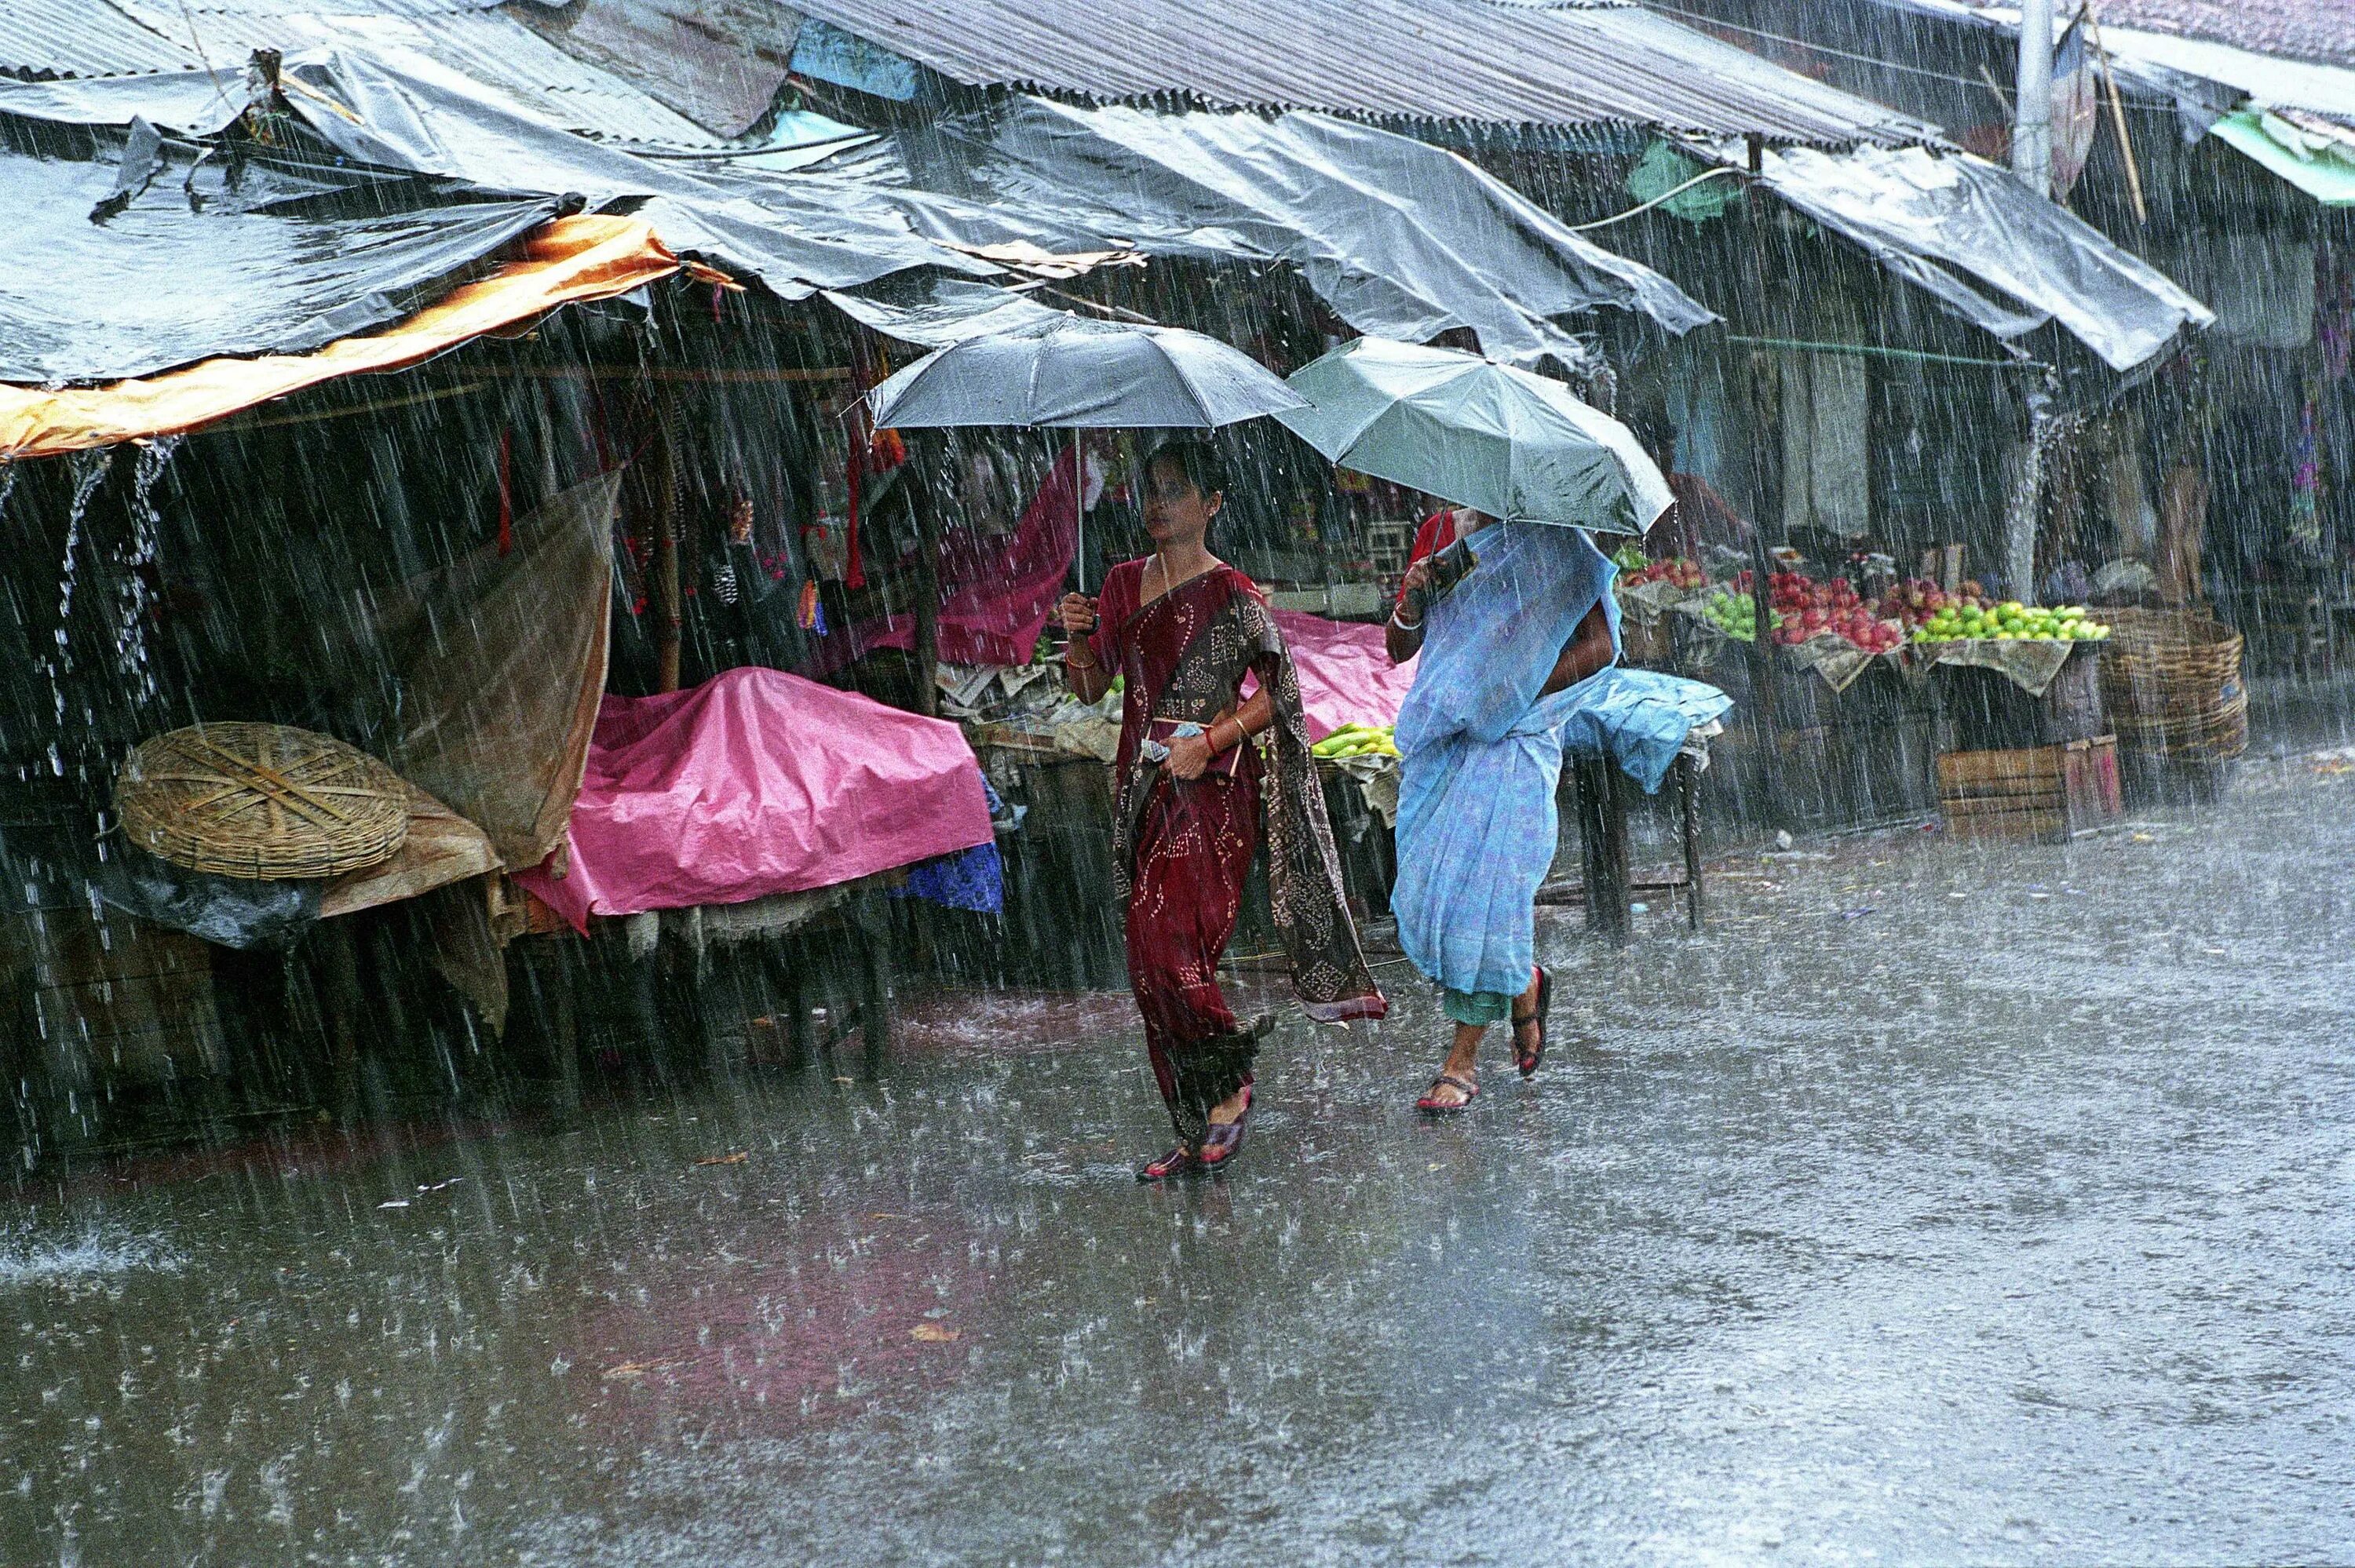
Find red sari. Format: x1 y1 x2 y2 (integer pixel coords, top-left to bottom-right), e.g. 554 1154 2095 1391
1091 559 1385 1143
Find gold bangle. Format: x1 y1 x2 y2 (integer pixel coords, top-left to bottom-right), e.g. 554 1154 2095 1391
1067 648 1097 670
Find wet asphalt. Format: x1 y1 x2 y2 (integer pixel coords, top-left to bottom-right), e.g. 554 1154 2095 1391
4 749 2353 1566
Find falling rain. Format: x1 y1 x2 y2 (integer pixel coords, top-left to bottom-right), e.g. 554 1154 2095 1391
2 0 2352 1562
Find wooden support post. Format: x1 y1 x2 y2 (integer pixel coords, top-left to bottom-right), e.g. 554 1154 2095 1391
856 898 893 1079
1679 752 1707 932
911 445 941 718
649 393 684 695
1576 756 1632 943
320 921 364 1125
547 951 581 1115
1747 529 1787 817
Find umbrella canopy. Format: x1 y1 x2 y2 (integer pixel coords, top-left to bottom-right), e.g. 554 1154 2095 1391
1275 336 1670 536
866 314 1307 429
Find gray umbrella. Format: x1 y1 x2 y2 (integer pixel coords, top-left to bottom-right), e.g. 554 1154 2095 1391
866 313 1308 431
865 313 1306 588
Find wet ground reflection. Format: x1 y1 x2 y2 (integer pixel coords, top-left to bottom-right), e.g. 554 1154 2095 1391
5 757 2353 1564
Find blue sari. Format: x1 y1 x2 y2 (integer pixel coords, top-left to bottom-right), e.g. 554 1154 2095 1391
1392 524 1731 1000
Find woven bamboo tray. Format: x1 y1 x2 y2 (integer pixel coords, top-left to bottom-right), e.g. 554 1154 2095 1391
2088 607 2247 761
115 723 410 880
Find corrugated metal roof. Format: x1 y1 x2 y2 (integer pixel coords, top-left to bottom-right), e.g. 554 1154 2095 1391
0 0 202 78
787 0 1942 144
100 0 721 142
2094 0 2355 73
512 0 798 137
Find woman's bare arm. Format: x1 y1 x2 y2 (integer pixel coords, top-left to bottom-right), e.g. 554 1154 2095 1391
1058 591 1112 703
1386 556 1433 664
1538 600 1615 696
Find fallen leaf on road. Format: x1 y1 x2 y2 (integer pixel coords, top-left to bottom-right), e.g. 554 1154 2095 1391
910 1323 960 1343
693 1153 747 1166
601 1358 688 1380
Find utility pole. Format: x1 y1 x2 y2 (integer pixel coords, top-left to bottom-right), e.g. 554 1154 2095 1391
2013 0 2054 194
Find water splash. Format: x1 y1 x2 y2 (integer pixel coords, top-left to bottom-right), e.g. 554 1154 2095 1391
0 1220 183 1287
43 448 114 731
111 436 181 710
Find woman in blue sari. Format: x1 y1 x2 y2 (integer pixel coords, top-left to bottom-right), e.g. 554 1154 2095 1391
1386 517 1729 1113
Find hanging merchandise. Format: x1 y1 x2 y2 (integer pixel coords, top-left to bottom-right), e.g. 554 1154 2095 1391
797 578 828 636
2291 385 2321 554
2319 245 2353 384
803 515 852 582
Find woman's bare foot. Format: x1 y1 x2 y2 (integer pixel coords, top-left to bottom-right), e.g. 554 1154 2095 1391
1206 1085 1251 1127
1417 1022 1487 1110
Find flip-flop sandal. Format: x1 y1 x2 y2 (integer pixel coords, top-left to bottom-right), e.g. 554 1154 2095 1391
1196 1085 1254 1170
1415 1072 1481 1115
1137 1144 1199 1183
1511 965 1553 1080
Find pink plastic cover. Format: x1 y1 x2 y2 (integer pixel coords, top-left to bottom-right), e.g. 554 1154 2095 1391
516 667 993 929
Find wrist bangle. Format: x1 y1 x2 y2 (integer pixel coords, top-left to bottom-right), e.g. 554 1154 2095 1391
1067 648 1097 669
1391 608 1422 631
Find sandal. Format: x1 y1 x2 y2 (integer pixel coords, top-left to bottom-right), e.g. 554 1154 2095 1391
1137 1144 1199 1183
1510 965 1553 1080
1415 1072 1481 1115
1196 1085 1254 1170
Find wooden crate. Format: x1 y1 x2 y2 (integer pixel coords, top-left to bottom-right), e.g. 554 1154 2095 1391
1937 735 2121 843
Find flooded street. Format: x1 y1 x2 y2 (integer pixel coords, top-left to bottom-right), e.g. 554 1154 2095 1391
5 750 2350 1566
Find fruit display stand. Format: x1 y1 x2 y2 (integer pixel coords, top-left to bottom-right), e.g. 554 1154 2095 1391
1613 556 1710 671
1676 613 1938 826
1311 724 1403 917
1918 639 2108 749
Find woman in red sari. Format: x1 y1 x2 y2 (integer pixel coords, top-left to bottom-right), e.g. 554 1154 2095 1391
1060 441 1386 1181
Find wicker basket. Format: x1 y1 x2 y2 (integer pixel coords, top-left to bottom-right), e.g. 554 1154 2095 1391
115 723 410 880
2088 607 2247 762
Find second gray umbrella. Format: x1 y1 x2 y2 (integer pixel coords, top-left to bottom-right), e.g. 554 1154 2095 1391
866 314 1307 430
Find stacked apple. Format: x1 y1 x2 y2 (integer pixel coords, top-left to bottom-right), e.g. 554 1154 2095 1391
1701 591 1779 642
1620 555 1706 591
1914 600 2111 643
1765 572 1904 654
1868 577 1959 630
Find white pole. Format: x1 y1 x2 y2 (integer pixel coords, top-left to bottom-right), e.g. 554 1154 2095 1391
2014 0 2054 195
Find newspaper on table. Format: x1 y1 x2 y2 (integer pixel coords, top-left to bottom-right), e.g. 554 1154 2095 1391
1897 638 2078 698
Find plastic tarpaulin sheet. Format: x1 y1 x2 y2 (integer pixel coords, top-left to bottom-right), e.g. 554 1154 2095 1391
266 43 1003 301
820 277 1071 348
859 98 1716 366
0 46 1011 350
1752 144 2213 371
346 473 619 871
856 443 1088 670
1269 611 1418 742
0 70 248 135
0 214 681 458
513 667 995 928
0 141 560 385
2209 111 2355 206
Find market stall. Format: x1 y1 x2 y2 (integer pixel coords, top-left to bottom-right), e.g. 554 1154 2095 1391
511 666 999 1082
1641 551 2126 838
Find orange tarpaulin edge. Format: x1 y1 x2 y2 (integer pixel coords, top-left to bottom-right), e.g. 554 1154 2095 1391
0 214 687 460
